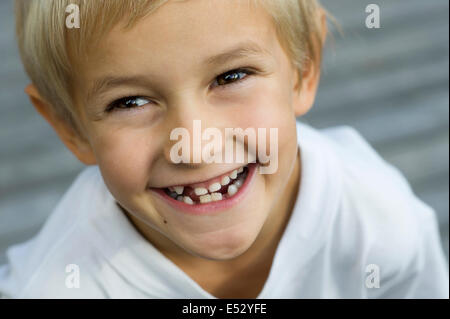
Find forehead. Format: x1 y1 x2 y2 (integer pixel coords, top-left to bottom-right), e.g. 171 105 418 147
76 0 281 89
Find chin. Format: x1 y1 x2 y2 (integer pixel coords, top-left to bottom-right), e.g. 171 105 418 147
180 225 262 261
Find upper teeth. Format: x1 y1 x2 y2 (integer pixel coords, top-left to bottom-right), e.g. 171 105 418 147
221 176 230 186
208 182 221 193
194 187 208 196
174 186 184 195
168 165 248 204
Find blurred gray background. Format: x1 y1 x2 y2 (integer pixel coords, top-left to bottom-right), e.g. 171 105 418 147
0 0 448 265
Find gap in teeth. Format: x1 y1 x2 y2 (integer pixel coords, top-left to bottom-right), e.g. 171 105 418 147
165 166 249 204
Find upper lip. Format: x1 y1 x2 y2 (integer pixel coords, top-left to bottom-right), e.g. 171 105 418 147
149 164 250 189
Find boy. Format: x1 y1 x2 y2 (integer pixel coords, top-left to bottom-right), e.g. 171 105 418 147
0 0 448 298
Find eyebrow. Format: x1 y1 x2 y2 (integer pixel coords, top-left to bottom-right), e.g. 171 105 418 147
86 75 151 104
86 41 270 102
204 41 271 66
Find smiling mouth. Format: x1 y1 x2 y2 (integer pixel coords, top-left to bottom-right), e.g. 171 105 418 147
163 164 250 205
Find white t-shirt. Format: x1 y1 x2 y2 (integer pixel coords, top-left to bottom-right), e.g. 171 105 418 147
0 121 448 298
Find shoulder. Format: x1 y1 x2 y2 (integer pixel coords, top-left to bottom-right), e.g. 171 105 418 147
298 124 448 297
314 125 444 282
319 125 433 235
0 166 108 298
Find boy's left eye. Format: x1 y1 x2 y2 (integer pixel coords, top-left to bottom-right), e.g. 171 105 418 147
212 68 253 88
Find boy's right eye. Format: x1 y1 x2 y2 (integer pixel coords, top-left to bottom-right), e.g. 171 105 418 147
106 96 152 112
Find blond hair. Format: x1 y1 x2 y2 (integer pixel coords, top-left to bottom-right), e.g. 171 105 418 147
15 0 328 136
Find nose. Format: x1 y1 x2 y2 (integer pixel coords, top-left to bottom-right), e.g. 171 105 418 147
162 94 226 165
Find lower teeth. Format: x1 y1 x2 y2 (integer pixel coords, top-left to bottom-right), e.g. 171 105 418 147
165 166 248 204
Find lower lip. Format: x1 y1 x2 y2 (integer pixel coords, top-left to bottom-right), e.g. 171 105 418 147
150 163 258 215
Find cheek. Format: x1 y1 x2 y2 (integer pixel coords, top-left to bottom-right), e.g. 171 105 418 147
91 128 158 196
231 80 297 157
235 72 294 122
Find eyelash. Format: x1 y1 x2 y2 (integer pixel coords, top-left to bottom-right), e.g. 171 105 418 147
105 68 255 112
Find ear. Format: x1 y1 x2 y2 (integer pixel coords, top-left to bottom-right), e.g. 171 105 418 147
292 8 328 117
25 84 97 165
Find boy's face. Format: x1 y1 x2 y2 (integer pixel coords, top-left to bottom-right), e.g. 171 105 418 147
34 0 321 260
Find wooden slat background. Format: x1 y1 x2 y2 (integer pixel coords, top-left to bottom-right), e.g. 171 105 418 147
0 0 448 264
